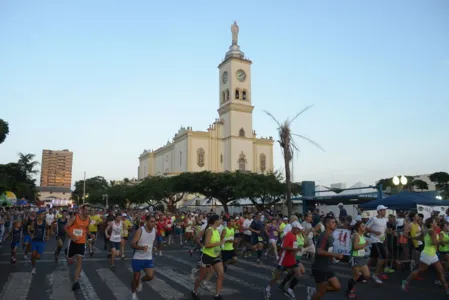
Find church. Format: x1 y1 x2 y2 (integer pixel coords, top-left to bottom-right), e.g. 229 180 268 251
138 22 274 179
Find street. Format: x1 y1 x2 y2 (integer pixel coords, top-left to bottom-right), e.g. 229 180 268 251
0 238 446 300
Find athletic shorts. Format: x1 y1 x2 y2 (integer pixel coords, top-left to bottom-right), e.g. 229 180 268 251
198 252 221 267
122 236 128 240
23 234 31 244
350 257 367 267
67 241 85 258
88 232 97 240
157 236 164 243
243 235 251 243
370 242 387 259
132 259 154 272
110 241 121 250
31 241 45 255
251 235 263 246
420 253 439 265
56 235 66 243
11 241 20 250
312 269 336 284
276 262 299 272
222 250 237 262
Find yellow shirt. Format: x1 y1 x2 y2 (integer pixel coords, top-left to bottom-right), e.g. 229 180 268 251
410 222 422 248
89 215 102 232
122 219 132 237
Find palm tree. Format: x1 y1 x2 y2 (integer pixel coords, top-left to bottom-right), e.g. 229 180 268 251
17 153 39 180
265 105 324 216
0 119 9 144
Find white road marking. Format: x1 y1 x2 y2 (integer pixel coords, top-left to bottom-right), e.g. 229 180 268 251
80 270 101 300
0 272 32 300
97 268 139 300
50 271 76 300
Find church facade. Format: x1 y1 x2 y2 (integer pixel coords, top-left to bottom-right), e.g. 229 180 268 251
138 23 274 179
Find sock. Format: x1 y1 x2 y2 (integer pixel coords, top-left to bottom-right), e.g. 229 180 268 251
257 250 262 259
280 273 293 287
289 277 299 289
347 278 356 291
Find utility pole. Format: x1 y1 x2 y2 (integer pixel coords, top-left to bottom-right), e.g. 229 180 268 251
83 171 86 205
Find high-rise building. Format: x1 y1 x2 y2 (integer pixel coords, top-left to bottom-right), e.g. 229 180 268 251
40 149 73 188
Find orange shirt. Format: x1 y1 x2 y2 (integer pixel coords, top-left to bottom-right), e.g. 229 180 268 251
68 214 90 244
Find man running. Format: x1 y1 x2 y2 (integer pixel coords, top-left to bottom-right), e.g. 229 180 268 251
65 204 92 291
130 215 156 300
307 216 343 300
22 208 37 260
29 209 49 275
54 209 68 262
105 213 123 269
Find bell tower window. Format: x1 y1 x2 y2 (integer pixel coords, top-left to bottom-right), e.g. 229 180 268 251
221 91 225 104
226 89 229 101
238 152 247 171
242 90 247 100
235 89 240 99
239 128 245 137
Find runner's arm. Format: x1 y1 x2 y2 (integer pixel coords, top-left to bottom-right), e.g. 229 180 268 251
203 229 222 248
64 216 77 240
105 222 112 238
130 227 145 250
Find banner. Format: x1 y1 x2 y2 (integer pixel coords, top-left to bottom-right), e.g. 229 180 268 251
332 229 352 256
416 205 449 219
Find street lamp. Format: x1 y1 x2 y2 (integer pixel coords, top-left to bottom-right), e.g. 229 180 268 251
436 195 443 200
392 175 408 191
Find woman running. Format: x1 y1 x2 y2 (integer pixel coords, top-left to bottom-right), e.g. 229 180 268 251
192 214 225 300
402 217 449 295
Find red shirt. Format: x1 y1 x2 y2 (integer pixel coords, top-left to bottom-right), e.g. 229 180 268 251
278 231 297 267
156 221 165 236
164 217 173 231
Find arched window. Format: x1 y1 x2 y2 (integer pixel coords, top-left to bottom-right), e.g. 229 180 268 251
239 128 245 137
260 153 266 173
197 148 205 167
238 152 247 171
221 91 225 103
226 89 229 101
235 89 240 99
242 90 247 100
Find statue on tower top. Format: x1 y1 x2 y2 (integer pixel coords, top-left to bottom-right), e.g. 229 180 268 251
231 21 239 45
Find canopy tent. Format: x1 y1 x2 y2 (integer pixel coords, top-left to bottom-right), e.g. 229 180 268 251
359 191 443 210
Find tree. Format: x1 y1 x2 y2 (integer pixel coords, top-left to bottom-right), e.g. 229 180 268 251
0 119 9 144
17 153 39 180
411 179 429 191
265 106 324 216
429 172 449 199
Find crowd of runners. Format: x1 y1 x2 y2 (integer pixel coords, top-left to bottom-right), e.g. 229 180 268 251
0 203 449 299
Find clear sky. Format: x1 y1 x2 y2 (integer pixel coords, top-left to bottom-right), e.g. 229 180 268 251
1 0 448 188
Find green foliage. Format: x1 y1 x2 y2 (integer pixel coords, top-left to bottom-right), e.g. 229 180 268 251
0 153 38 200
429 172 449 199
0 118 9 144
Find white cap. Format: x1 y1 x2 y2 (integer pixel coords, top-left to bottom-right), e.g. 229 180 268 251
283 217 288 220
338 203 344 207
291 221 304 230
122 213 127 217
355 215 362 222
377 205 388 211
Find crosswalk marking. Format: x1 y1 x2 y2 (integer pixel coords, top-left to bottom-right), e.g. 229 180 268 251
157 266 212 295
79 270 101 300
0 272 32 300
126 266 185 300
97 268 139 300
50 270 76 300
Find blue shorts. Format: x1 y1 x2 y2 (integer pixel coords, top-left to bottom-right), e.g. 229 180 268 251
132 259 154 272
156 236 164 243
23 235 31 244
11 241 20 250
31 241 45 255
110 241 121 250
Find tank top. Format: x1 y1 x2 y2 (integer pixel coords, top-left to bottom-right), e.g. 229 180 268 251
440 232 449 252
110 221 123 242
423 232 437 256
11 228 22 244
32 221 46 241
23 217 35 234
57 218 67 237
68 214 90 244
202 228 221 258
352 233 366 257
133 226 156 260
222 227 235 251
295 233 305 260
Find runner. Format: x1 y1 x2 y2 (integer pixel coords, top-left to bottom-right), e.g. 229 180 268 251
29 209 49 275
365 205 388 283
105 213 123 269
54 209 68 262
65 204 92 291
346 221 370 299
221 216 238 272
248 213 264 264
130 215 156 300
192 214 225 300
22 208 37 260
402 217 449 295
307 216 343 300
88 210 102 257
121 213 133 259
9 220 22 264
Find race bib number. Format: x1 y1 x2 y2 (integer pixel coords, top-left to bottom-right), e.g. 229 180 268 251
274 231 278 236
112 234 121 241
160 231 165 237
293 242 298 248
90 220 96 225
214 246 221 255
358 249 366 256
73 229 83 237
380 235 385 242
123 229 128 236
258 237 263 242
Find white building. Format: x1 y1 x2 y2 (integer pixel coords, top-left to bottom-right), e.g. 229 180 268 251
138 22 274 178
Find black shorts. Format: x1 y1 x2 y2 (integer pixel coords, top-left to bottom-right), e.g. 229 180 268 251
198 252 221 267
251 235 263 246
370 242 387 259
243 234 251 243
67 241 85 258
122 236 128 240
56 235 66 243
276 262 299 272
312 269 336 284
222 250 237 262
415 244 424 252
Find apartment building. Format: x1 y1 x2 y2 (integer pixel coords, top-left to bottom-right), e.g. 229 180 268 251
40 149 73 188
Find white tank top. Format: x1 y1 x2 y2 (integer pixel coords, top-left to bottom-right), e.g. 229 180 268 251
110 221 123 242
133 226 156 260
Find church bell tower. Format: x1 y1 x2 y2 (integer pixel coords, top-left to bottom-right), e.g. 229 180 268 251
217 21 254 139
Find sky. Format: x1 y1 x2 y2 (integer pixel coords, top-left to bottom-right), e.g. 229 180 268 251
1 0 448 189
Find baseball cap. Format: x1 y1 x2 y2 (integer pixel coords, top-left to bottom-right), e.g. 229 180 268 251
377 205 388 211
291 221 304 230
122 213 127 217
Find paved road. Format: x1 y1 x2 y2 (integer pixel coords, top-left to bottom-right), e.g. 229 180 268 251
0 237 446 299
